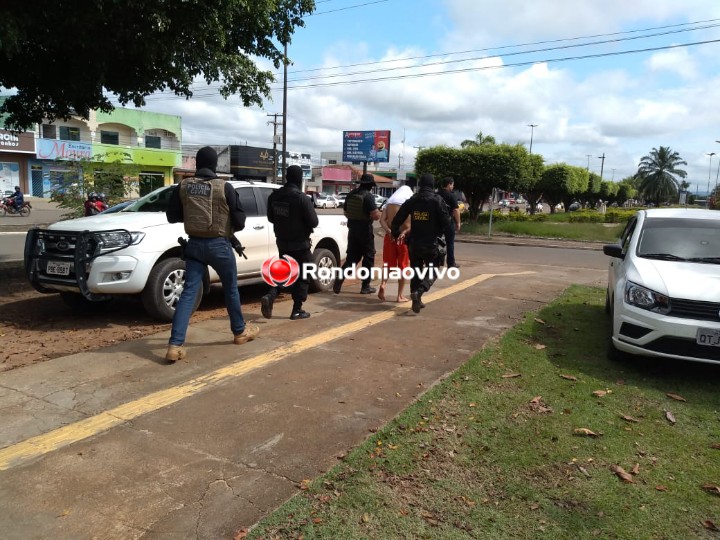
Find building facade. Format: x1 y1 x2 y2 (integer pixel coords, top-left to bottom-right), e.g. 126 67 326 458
0 96 182 198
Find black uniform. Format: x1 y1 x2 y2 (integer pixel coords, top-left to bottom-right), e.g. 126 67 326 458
391 184 450 303
337 184 378 292
265 182 319 307
437 188 459 266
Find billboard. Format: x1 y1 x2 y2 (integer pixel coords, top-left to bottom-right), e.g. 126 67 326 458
342 130 391 163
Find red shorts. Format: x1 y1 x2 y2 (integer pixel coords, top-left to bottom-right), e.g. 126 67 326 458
382 234 410 269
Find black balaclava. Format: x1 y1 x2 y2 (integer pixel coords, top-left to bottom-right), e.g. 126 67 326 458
418 173 435 190
287 165 303 187
196 146 218 173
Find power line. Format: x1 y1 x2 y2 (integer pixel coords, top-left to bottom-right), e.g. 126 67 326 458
281 17 720 77
143 20 720 102
279 22 720 84
275 38 720 91
310 0 389 16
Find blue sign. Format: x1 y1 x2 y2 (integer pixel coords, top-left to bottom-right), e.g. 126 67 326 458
342 130 391 163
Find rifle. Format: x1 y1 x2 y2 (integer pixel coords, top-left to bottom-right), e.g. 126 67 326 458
230 236 248 259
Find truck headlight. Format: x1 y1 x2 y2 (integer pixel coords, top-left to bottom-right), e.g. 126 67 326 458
95 231 145 253
624 281 670 314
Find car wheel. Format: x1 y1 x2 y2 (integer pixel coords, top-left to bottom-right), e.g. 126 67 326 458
142 257 202 321
605 299 628 362
605 289 611 314
309 248 337 292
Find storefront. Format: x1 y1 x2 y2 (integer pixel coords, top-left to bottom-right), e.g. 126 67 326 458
0 128 35 195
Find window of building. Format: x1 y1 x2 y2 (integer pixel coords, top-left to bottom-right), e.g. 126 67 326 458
145 135 161 149
59 126 80 141
328 159 337 165
100 130 119 145
41 124 56 139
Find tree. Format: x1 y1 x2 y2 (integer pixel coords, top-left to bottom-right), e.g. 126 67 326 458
635 146 687 206
0 0 314 131
460 131 497 149
416 143 530 219
51 152 141 219
537 164 589 212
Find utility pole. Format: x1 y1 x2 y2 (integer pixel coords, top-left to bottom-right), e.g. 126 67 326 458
281 41 288 183
611 168 616 181
527 124 538 154
598 153 605 180
266 113 281 183
586 154 592 171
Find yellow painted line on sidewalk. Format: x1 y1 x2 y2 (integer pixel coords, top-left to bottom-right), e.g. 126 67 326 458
0 271 535 471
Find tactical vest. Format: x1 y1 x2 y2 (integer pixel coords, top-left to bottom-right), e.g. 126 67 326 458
344 189 368 221
179 177 232 238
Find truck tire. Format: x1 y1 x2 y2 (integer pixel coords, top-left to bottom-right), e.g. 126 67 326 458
309 248 337 293
142 257 201 322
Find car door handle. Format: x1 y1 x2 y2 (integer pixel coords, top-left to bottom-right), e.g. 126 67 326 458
253 224 265 230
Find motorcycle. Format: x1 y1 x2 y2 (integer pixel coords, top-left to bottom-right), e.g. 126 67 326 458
0 197 32 217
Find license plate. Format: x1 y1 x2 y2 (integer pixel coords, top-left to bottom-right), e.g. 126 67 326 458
696 328 720 347
46 261 71 276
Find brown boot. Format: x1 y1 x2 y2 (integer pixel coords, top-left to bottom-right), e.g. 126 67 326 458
234 323 260 344
165 345 186 363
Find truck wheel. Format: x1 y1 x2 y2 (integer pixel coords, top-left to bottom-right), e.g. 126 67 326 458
310 248 337 292
142 257 201 322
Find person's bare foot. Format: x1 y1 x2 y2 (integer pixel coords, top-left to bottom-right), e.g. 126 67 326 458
378 284 386 301
397 295 408 302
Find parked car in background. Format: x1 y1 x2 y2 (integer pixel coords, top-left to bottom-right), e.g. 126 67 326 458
603 208 720 364
315 193 340 209
374 195 387 208
335 193 348 206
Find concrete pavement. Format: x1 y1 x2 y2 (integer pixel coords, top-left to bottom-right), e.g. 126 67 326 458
0 246 606 539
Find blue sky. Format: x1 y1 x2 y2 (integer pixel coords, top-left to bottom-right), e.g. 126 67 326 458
140 0 720 194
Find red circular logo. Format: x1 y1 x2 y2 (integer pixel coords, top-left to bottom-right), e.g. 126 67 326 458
261 255 300 287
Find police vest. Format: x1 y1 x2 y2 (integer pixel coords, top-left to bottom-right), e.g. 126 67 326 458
179 177 232 238
344 190 369 221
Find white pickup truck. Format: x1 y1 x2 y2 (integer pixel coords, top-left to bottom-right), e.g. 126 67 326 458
24 180 348 321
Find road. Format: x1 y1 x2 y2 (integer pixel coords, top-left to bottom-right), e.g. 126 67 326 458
0 240 607 539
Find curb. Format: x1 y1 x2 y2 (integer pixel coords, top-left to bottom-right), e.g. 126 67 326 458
458 235 605 251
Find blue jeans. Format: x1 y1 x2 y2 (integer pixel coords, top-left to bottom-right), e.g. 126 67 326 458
169 237 246 346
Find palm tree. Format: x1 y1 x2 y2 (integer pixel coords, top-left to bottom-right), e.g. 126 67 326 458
636 146 687 206
460 131 496 148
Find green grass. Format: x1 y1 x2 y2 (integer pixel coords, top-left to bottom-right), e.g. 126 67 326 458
248 286 720 539
463 220 624 242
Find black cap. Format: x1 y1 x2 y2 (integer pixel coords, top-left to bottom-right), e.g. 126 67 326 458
359 173 375 185
196 146 218 173
419 173 435 189
286 165 303 186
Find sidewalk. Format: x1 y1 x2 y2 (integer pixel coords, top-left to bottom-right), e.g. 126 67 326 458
0 255 606 538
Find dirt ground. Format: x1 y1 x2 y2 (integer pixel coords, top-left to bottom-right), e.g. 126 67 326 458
0 271 272 372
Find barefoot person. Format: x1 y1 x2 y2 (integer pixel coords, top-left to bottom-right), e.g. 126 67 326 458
378 185 413 302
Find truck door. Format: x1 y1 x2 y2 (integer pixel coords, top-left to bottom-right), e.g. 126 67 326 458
235 186 271 275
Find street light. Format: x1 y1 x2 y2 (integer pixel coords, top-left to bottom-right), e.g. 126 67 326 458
528 124 538 154
714 141 720 194
706 152 716 207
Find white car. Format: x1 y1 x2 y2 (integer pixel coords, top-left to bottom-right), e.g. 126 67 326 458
315 193 339 209
25 181 348 321
603 208 720 364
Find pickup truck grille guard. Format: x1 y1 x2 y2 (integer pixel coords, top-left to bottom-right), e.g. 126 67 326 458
24 228 134 301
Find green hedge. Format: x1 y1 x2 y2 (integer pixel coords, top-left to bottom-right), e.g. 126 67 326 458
568 209 635 223
473 208 635 225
